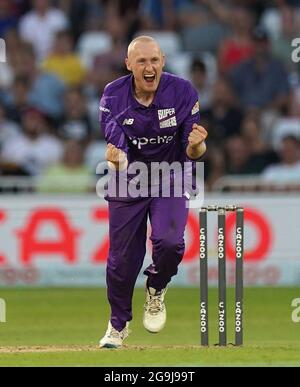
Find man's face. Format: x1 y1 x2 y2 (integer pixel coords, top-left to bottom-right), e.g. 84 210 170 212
15 52 35 77
280 138 300 164
22 111 44 138
253 37 270 60
125 41 165 94
212 80 233 106
55 35 73 55
191 68 206 89
33 0 49 13
0 0 11 16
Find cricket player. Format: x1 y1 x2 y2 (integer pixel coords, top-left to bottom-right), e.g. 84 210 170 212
99 36 207 348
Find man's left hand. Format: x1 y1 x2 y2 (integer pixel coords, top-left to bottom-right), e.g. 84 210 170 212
188 124 208 148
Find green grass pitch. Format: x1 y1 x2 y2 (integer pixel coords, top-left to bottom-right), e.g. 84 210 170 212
0 287 299 366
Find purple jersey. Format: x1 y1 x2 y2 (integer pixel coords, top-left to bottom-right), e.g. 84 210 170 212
99 72 200 164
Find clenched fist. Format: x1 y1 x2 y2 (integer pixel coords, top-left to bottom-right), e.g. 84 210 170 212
188 124 208 148
186 124 207 160
105 143 128 170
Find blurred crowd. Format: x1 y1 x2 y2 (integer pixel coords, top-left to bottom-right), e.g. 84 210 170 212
0 0 300 193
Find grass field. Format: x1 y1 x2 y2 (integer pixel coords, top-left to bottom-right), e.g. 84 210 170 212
0 287 299 366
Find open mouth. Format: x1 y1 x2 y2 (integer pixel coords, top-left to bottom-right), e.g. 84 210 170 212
144 74 156 84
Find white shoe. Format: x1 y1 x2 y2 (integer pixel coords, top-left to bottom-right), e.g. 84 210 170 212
143 287 167 333
99 321 129 348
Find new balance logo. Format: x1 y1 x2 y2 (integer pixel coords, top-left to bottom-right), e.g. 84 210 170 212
123 118 135 126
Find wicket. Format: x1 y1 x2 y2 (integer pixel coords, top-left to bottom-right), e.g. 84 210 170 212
199 205 244 346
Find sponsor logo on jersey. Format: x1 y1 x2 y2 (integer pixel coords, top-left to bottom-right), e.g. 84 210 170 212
99 106 110 113
191 101 200 115
159 117 177 129
129 133 176 149
158 108 176 120
158 108 177 129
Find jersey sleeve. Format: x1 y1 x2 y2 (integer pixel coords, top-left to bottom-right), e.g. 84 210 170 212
180 84 201 151
99 94 128 154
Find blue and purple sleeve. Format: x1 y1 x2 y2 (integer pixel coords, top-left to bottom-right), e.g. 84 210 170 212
99 95 128 154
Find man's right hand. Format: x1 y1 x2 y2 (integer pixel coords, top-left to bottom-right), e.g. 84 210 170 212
105 143 128 170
